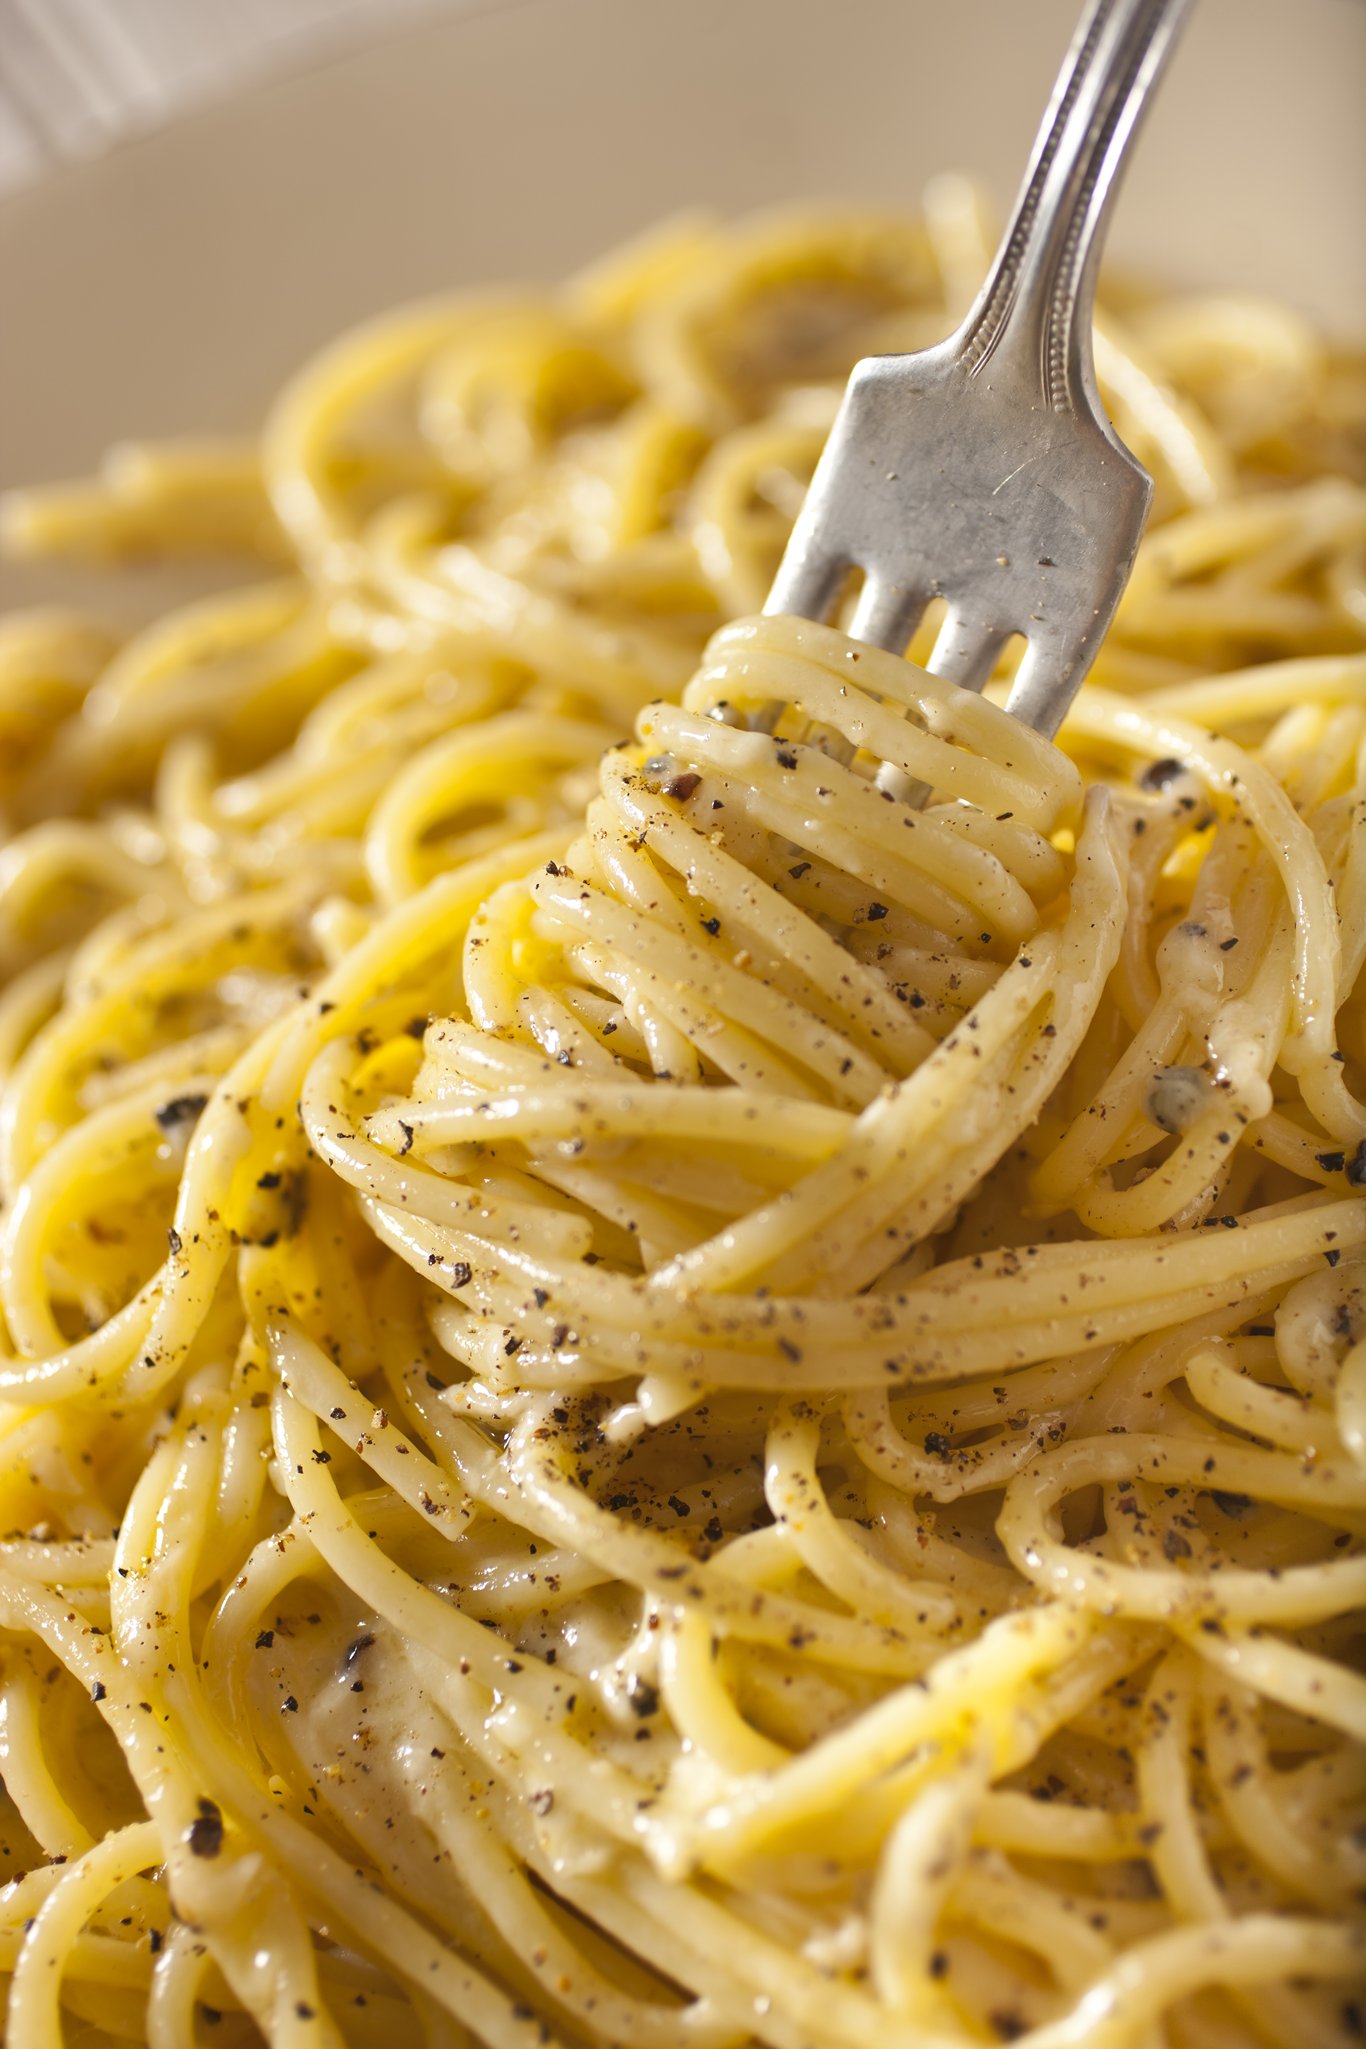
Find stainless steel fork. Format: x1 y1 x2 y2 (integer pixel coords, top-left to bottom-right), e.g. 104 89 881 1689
765 0 1192 739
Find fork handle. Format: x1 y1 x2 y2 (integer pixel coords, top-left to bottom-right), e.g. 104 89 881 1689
959 0 1192 411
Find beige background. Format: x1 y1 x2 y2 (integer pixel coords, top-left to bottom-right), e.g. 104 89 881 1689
0 0 468 193
1 0 1362 607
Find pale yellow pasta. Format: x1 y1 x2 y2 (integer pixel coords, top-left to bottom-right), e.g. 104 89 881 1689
0 198 1362 2049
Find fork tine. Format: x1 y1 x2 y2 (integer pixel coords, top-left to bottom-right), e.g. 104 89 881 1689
847 574 926 654
926 610 1007 693
1003 635 1083 739
763 541 849 627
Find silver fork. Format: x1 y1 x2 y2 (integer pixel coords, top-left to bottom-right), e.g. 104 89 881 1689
765 0 1192 739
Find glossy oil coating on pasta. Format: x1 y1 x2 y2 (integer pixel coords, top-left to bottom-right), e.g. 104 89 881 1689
0 193 1363 2049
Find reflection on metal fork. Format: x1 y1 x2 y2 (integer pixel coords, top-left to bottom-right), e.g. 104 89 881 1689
765 0 1193 742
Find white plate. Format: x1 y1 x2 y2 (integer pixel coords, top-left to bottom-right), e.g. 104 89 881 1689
1 0 1362 607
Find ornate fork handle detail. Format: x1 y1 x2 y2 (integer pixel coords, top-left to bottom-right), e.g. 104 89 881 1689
963 0 1191 412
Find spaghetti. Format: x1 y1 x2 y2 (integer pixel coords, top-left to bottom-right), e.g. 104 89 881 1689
0 195 1363 2048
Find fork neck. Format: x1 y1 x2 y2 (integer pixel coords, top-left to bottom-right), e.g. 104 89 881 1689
955 0 1192 416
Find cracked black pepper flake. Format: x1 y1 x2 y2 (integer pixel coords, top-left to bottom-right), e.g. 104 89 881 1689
166 1227 182 1256
666 771 702 801
154 1094 208 1131
91 1680 106 1702
187 1799 224 1858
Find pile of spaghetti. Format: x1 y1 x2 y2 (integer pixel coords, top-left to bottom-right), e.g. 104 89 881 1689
0 194 1363 2049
